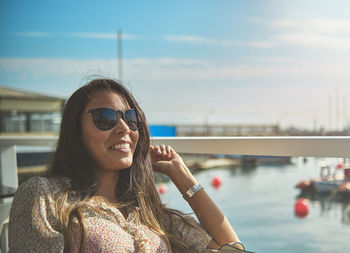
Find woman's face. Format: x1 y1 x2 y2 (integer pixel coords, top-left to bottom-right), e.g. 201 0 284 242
81 90 139 173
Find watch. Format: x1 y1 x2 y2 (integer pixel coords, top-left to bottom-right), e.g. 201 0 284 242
182 183 204 201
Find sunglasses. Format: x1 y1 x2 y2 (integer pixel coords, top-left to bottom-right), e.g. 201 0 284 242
82 108 140 131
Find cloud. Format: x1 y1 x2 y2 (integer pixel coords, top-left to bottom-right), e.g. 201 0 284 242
12 32 53 38
160 18 350 51
13 31 275 48
1 57 350 82
12 32 140 40
69 32 139 40
251 18 302 29
252 18 350 52
276 32 350 51
252 18 350 34
163 35 275 48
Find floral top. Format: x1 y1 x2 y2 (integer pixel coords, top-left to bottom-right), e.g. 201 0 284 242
9 177 211 253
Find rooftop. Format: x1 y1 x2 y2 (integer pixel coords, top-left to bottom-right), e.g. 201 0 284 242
0 85 64 101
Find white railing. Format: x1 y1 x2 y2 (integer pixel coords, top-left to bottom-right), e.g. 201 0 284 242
1 136 350 190
151 136 350 158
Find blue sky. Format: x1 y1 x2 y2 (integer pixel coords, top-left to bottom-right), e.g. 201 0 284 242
1 0 350 130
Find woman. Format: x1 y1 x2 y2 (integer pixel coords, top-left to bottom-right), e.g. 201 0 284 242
9 79 243 252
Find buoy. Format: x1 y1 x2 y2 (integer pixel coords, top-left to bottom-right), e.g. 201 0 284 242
294 198 309 218
157 183 167 194
337 162 344 169
211 176 222 189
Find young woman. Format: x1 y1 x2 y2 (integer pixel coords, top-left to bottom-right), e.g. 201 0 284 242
8 79 243 252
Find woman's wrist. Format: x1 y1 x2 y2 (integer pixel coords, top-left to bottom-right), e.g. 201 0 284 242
167 162 198 194
182 183 204 201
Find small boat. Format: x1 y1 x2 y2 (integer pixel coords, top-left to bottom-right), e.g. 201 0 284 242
296 163 350 195
313 179 344 193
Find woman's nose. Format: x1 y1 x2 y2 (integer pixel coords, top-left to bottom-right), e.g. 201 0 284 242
113 116 131 134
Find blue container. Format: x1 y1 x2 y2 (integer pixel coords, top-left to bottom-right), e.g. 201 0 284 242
149 125 176 137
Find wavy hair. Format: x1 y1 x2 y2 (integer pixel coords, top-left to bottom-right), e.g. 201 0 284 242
48 79 196 252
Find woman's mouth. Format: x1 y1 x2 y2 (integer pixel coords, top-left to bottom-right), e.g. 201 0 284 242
110 143 131 151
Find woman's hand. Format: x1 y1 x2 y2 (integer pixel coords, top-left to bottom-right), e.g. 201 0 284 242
149 145 185 176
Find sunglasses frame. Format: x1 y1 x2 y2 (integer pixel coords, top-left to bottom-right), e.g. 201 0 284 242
82 107 141 131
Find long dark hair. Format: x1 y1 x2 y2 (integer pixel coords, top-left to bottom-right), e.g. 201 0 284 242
48 79 194 252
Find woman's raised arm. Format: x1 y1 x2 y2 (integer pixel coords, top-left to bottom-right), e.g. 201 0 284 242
150 145 240 249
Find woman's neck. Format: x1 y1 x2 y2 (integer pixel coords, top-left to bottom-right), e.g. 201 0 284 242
95 170 119 203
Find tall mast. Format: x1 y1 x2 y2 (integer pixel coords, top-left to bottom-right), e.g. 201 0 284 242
328 93 332 131
117 29 123 82
336 85 339 131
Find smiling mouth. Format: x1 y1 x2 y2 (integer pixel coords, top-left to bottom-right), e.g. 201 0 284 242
110 143 131 150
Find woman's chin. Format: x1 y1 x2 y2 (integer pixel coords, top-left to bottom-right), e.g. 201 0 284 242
112 160 133 170
97 156 134 172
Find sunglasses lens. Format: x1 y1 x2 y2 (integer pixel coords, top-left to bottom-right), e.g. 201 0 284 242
124 109 139 131
91 108 139 131
92 108 118 130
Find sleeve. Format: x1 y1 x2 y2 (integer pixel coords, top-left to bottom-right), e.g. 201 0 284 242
164 213 212 252
8 177 64 253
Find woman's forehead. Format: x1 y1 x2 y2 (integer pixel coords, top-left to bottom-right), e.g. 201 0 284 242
86 90 130 110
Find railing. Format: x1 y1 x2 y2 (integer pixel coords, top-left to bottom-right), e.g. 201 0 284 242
151 136 350 158
1 136 350 190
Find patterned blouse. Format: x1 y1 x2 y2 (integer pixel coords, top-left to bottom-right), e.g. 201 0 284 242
9 177 211 253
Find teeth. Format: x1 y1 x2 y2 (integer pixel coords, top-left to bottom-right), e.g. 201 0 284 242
111 143 130 149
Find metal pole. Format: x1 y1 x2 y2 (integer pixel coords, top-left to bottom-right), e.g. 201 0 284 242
117 29 123 82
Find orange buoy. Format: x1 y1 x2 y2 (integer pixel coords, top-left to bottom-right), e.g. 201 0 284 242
337 162 344 169
294 198 309 218
211 176 222 189
157 183 167 194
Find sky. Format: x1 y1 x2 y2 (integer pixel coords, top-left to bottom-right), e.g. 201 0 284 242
1 0 350 130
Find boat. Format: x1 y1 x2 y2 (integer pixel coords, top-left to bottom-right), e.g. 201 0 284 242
296 163 350 195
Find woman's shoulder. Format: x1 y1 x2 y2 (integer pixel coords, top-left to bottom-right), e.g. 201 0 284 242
9 177 70 252
15 176 71 199
11 176 72 221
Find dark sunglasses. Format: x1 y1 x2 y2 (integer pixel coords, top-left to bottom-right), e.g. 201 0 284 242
82 108 140 131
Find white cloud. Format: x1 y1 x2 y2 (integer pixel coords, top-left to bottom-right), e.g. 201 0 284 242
156 18 350 52
2 56 350 82
13 32 53 37
276 32 350 51
69 32 139 40
251 18 301 29
253 18 350 34
252 18 350 52
13 31 273 48
305 19 350 34
12 32 140 40
163 35 275 48
164 35 209 44
251 18 350 33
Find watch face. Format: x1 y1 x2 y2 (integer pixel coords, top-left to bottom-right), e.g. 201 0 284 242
183 184 203 201
189 187 196 195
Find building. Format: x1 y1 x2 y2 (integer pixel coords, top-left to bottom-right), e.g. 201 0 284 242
0 85 65 135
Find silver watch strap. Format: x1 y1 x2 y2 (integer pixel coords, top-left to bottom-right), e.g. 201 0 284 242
182 183 204 201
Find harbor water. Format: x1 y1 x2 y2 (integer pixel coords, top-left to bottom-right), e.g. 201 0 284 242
160 157 350 253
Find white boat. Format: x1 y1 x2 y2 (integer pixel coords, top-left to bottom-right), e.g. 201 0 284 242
312 179 344 193
297 164 350 194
